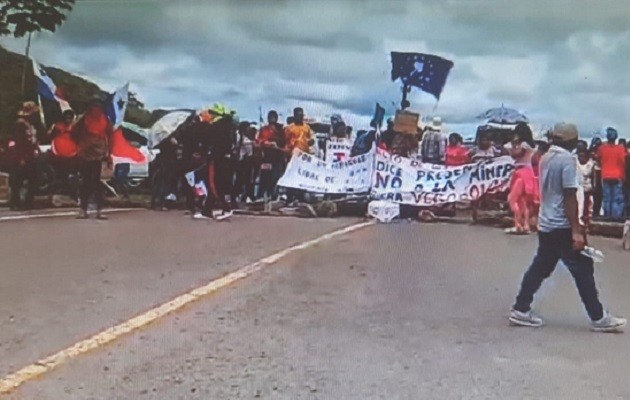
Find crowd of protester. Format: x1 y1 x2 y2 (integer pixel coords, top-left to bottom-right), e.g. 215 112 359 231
1 100 630 224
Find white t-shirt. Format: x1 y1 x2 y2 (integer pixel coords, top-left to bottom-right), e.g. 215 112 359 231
237 134 253 160
576 159 595 193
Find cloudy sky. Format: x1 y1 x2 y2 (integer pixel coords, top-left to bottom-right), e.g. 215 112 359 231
2 0 629 137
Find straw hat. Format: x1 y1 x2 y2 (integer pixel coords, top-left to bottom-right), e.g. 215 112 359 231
426 116 443 132
17 101 40 117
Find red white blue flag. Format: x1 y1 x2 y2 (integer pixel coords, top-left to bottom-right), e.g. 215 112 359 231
32 58 71 111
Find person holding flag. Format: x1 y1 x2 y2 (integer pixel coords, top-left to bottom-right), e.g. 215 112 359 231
72 98 114 220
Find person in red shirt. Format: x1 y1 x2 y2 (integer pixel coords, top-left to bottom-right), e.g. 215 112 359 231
72 100 114 220
597 127 626 218
49 110 78 158
256 110 285 200
445 133 470 166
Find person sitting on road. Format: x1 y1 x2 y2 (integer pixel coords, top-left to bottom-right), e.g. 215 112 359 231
509 122 626 332
6 120 40 210
445 132 470 166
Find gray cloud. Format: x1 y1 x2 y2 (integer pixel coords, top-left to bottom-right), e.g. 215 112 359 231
1 0 628 135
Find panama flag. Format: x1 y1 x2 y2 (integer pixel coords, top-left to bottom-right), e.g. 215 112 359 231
106 83 147 165
106 82 129 129
32 59 71 111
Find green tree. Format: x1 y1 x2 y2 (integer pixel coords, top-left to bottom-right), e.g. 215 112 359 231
0 0 75 97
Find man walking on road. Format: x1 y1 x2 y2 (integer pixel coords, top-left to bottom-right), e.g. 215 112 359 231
509 123 626 332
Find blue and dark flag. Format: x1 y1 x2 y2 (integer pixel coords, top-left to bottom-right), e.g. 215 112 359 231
390 52 454 100
371 102 386 129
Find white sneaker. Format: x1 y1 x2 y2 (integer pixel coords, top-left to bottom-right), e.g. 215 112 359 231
192 212 210 220
508 309 544 327
591 312 626 333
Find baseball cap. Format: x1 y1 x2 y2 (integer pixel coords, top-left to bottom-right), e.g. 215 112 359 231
551 122 578 142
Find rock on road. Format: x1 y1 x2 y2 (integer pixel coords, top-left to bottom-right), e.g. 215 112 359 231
2 211 630 399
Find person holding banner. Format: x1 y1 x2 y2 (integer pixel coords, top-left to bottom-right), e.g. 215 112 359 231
469 130 505 222
445 133 470 166
284 107 314 156
283 107 314 203
509 122 626 332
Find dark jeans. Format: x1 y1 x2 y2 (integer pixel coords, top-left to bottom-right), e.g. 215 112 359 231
258 160 285 199
207 156 232 212
233 157 255 201
79 160 104 211
9 164 37 209
513 228 604 321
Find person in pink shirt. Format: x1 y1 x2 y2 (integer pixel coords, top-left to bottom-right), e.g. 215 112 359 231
445 133 470 166
505 123 540 234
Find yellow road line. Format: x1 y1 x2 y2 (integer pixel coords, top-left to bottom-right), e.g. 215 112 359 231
0 220 375 395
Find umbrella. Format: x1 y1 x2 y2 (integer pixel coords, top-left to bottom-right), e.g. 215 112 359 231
148 110 196 148
476 105 528 124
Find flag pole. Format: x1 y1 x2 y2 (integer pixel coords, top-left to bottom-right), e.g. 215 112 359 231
37 93 46 129
400 83 410 110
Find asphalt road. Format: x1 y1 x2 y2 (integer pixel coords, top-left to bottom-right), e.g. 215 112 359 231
2 211 630 399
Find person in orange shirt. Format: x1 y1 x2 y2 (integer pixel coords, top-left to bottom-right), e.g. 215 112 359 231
49 110 78 158
72 99 114 220
284 107 314 155
597 127 626 218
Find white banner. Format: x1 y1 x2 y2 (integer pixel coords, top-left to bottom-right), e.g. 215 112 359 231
371 149 515 206
325 138 353 162
278 149 373 194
